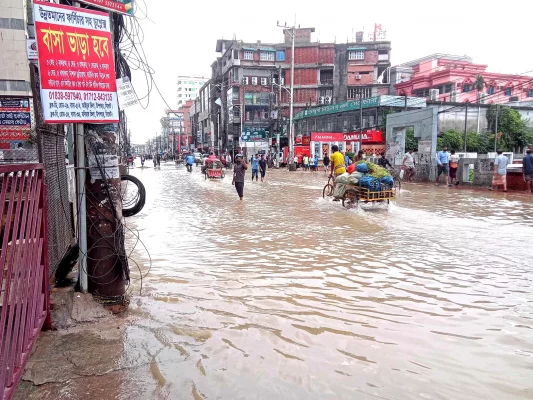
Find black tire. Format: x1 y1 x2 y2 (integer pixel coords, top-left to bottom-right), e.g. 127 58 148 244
342 190 357 209
121 174 146 217
323 183 334 198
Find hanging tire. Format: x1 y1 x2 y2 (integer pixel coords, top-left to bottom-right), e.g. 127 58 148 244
121 174 146 217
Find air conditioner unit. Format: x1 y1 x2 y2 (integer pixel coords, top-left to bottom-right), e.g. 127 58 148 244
429 89 439 101
324 96 331 104
280 78 285 85
355 75 362 80
251 77 258 85
261 78 267 86
242 77 248 85
479 92 487 104
450 90 458 102
318 96 325 105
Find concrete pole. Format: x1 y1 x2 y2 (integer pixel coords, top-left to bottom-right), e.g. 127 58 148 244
494 105 499 151
288 25 296 171
359 92 363 152
72 0 88 293
464 103 468 152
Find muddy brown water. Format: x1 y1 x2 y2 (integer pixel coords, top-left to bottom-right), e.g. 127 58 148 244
74 164 533 399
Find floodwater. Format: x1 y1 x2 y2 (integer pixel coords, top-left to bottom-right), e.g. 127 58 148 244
119 163 533 400
30 162 533 399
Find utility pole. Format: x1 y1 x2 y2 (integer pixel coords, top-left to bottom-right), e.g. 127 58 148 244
359 91 363 152
72 0 88 293
464 103 468 152
277 19 296 171
494 104 499 151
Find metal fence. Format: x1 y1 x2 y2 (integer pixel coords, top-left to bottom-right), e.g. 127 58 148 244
30 65 74 277
0 163 50 400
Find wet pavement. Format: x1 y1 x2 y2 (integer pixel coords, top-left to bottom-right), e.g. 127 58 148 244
17 162 533 399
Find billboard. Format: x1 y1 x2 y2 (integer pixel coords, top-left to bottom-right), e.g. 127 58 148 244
0 98 31 142
78 0 134 16
33 1 119 123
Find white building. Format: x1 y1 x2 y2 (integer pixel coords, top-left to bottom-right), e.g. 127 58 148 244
177 75 207 107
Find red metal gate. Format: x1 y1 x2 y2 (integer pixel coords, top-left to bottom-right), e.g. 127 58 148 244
0 164 50 400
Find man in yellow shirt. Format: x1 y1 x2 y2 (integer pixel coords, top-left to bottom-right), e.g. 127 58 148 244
329 145 346 177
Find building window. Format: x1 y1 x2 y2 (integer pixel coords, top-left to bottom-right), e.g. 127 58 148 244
505 88 512 96
260 52 275 61
233 69 239 82
233 50 239 59
244 50 254 60
276 50 285 61
463 84 471 92
529 89 533 98
414 88 430 98
488 86 495 95
444 83 453 93
348 50 365 60
347 87 372 99
178 80 182 84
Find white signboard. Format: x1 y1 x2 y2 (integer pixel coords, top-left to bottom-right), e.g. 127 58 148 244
88 154 120 180
26 39 38 60
116 77 138 109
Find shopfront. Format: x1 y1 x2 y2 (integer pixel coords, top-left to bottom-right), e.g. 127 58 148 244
310 130 385 159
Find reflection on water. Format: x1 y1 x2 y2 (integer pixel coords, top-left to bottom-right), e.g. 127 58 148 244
124 163 533 400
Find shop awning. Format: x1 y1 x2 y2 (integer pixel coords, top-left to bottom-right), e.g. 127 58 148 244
243 47 256 51
347 47 367 50
260 48 276 52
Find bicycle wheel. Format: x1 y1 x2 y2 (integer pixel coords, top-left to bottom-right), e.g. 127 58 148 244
394 177 402 192
323 183 334 198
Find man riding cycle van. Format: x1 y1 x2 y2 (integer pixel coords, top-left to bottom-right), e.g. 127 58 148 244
185 153 194 172
329 145 346 178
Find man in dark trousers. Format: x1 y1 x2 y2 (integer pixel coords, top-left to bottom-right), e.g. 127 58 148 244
259 154 267 182
232 154 248 200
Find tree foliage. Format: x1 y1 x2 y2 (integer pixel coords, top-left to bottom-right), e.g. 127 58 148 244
486 105 530 151
405 127 418 151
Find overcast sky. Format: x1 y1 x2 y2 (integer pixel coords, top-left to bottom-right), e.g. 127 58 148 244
124 0 532 144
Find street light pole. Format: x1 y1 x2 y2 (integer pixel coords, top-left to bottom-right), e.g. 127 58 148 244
278 20 296 171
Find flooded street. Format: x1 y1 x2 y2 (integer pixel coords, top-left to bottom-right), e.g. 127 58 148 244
20 162 533 400
117 162 533 400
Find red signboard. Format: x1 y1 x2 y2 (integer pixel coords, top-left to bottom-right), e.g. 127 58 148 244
344 130 384 143
311 132 344 142
78 0 134 16
33 1 119 123
311 131 384 143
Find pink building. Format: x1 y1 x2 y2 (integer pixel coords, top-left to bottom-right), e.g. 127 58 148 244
392 54 533 104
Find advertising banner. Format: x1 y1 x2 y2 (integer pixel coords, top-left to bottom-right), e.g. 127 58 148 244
116 76 138 109
310 132 344 142
33 1 119 123
0 98 31 141
78 0 134 16
241 127 268 142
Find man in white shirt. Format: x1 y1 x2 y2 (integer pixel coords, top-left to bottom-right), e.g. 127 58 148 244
402 149 416 182
491 151 508 191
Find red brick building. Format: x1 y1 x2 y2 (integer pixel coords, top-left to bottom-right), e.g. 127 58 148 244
205 28 391 152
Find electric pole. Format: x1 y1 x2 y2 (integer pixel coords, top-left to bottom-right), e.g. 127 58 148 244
277 19 296 171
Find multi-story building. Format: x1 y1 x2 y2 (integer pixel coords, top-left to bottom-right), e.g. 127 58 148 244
181 100 194 151
177 75 208 107
392 54 533 104
208 28 392 155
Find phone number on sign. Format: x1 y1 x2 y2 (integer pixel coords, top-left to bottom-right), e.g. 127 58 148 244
48 91 113 102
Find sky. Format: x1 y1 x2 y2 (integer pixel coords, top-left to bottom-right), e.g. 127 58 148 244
124 0 533 144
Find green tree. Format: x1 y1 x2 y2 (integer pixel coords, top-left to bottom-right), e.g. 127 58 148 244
160 116 170 133
466 132 479 152
487 105 529 151
437 130 463 151
405 127 418 151
474 75 485 101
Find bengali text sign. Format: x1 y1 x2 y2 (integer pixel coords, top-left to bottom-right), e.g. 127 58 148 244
33 1 119 123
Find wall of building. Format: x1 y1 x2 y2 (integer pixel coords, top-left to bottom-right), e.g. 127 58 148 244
0 0 31 96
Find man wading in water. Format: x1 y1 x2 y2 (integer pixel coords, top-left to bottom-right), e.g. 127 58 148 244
232 154 248 200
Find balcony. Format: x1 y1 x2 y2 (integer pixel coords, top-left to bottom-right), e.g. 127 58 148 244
319 78 334 86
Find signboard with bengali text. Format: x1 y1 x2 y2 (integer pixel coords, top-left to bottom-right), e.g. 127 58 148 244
78 0 134 16
33 1 119 123
0 98 31 141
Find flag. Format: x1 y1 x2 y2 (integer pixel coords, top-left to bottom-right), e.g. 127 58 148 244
215 97 222 107
375 23 382 31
